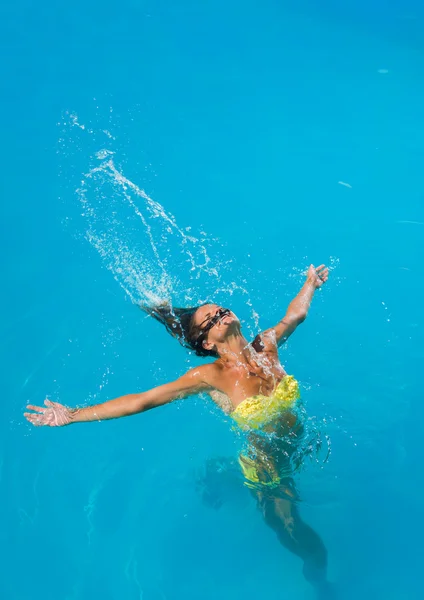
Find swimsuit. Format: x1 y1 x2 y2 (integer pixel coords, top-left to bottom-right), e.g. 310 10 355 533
231 375 300 430
231 375 301 492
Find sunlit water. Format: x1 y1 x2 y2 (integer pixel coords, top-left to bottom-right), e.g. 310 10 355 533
2 2 424 600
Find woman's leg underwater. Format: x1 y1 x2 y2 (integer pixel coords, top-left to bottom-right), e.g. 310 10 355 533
258 488 328 586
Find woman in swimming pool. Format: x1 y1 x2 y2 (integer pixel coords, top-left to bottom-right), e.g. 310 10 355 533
25 264 330 594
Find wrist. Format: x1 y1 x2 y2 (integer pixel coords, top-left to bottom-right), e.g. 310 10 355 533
69 408 81 424
305 277 318 290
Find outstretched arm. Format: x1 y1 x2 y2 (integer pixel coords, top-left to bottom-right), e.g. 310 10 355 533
263 264 329 346
24 368 211 427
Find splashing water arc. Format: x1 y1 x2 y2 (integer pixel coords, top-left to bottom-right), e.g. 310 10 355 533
76 151 232 308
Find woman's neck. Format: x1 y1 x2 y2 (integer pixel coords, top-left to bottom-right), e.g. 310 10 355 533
215 333 253 365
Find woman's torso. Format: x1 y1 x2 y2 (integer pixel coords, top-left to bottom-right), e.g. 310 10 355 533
208 345 287 412
206 339 306 486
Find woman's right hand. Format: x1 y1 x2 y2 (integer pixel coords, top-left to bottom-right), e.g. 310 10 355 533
24 399 74 427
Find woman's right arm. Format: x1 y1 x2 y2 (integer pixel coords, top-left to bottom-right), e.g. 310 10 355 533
24 367 211 427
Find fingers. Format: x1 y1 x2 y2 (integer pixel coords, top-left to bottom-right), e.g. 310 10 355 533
26 405 46 413
25 402 52 426
45 399 63 408
26 399 57 412
316 265 329 282
24 412 46 426
311 264 327 276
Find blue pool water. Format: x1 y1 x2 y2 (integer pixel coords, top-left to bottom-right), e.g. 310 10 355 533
1 1 424 598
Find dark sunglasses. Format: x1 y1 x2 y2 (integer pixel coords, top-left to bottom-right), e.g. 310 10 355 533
197 307 231 339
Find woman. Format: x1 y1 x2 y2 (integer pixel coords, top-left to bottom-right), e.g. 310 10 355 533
25 264 331 595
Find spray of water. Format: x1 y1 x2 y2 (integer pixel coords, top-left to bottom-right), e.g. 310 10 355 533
75 149 253 316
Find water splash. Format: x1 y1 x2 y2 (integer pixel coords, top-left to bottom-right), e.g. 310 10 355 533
76 151 238 308
288 256 342 287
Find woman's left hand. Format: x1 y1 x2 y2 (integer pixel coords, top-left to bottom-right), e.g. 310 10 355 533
307 264 329 289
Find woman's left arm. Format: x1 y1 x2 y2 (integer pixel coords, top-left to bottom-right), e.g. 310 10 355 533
263 264 329 346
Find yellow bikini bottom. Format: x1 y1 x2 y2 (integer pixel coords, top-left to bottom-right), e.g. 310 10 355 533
238 452 281 490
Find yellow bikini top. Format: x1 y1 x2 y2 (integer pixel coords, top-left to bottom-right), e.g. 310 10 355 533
231 375 300 430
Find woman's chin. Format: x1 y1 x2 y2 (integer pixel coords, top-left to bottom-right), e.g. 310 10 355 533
222 319 240 334
220 317 235 327
223 317 234 324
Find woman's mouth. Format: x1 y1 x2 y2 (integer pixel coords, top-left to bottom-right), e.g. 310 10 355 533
219 313 233 324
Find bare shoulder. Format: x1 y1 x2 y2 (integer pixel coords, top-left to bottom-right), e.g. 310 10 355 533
185 362 232 411
185 362 222 388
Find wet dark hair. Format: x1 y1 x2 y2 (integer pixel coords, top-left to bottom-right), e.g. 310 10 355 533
140 303 219 358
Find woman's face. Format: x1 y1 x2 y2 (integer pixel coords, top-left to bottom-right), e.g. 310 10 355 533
193 304 240 350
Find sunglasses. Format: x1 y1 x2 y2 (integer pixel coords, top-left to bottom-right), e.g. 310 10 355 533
197 307 231 339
